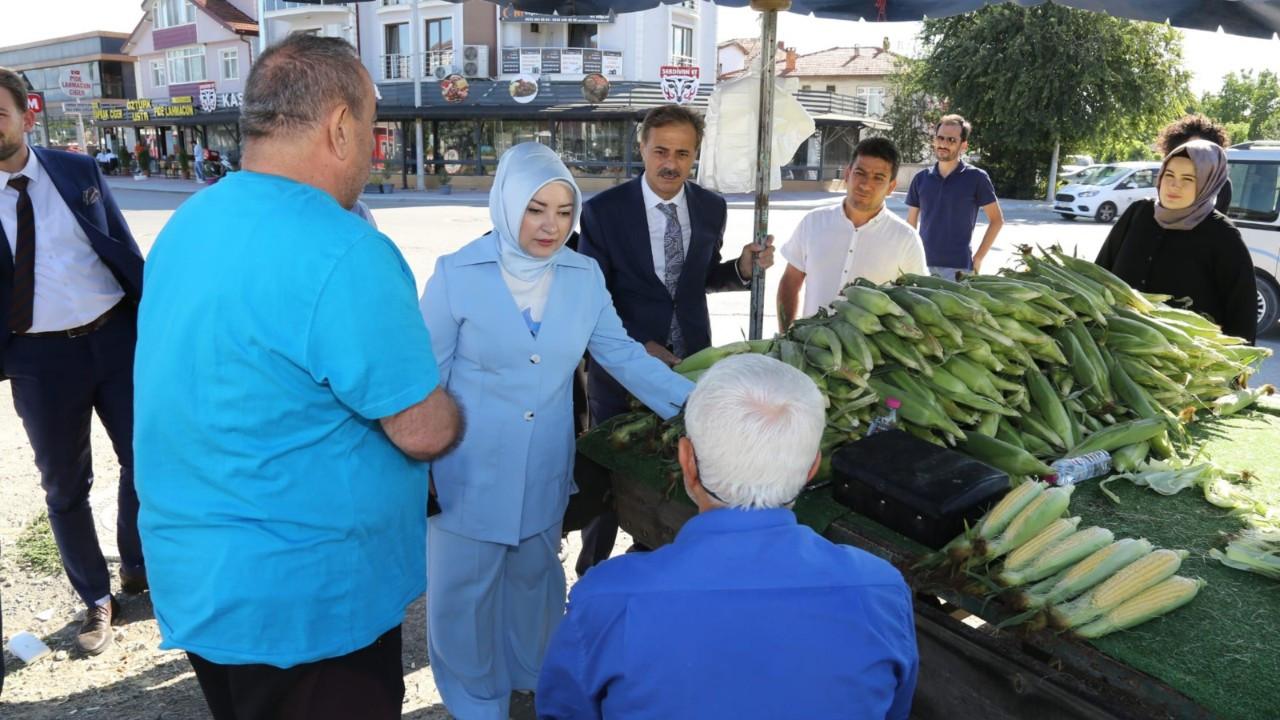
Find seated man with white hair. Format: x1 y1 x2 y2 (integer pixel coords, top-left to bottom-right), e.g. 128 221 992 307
536 354 919 720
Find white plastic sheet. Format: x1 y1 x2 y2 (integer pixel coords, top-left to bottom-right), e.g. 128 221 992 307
698 72 816 194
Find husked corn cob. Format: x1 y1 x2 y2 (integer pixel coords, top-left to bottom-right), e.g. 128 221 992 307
1074 576 1204 638
1049 549 1188 629
1021 537 1152 607
977 481 1047 540
996 526 1114 587
978 485 1074 561
1003 517 1082 572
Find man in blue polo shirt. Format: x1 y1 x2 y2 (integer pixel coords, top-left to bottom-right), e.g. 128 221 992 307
906 114 1004 278
537 354 918 720
134 35 461 719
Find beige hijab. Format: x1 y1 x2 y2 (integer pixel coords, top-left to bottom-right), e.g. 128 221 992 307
1153 139 1228 231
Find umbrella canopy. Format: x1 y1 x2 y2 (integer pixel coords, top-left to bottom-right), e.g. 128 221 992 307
441 0 1280 39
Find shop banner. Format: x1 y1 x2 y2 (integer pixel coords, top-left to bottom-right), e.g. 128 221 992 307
502 48 520 74
659 66 700 104
602 50 622 77
583 49 603 75
540 48 562 74
561 49 584 75
500 5 614 23
520 49 541 74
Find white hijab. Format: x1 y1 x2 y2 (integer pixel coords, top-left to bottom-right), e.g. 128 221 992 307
490 142 583 282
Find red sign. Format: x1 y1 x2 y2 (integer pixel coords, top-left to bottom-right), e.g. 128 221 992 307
659 66 700 105
27 93 43 113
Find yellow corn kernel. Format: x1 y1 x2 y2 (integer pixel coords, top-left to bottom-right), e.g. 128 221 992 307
1089 549 1187 610
978 480 1046 540
1004 517 1081 572
1025 526 1115 577
1076 576 1204 638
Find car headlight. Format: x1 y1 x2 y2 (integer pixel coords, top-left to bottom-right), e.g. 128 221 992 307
1077 190 1099 197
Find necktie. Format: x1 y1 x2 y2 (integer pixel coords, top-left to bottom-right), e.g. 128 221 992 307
7 175 35 334
658 202 686 357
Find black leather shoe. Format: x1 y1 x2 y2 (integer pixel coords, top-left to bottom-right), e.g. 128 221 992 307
77 596 119 655
120 568 148 594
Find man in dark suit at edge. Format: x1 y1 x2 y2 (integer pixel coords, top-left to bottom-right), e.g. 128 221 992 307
575 104 775 575
0 66 146 656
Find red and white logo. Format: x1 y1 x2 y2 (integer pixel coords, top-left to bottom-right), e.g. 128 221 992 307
659 66 700 105
59 69 92 98
198 82 218 113
27 93 44 113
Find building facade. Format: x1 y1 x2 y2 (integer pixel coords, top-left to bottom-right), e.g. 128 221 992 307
0 31 136 154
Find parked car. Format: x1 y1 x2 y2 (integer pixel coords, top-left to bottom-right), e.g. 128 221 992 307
1059 163 1105 184
1054 161 1160 223
1058 154 1095 177
1225 141 1280 332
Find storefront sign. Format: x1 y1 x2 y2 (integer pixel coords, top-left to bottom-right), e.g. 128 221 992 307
561 49 584 75
59 68 92 98
499 5 614 23
582 49 603 75
519 49 541 74
94 107 126 121
62 102 94 114
540 49 561 74
170 95 193 104
153 104 195 118
501 48 520 74
217 92 243 109
659 66 700 105
27 93 43 113
602 51 622 77
199 82 217 113
127 99 153 110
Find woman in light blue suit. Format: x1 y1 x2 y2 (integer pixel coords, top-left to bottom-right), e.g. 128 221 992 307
419 142 693 720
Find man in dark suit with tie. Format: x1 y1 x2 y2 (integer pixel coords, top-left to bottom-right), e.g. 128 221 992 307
575 104 774 574
1 67 145 656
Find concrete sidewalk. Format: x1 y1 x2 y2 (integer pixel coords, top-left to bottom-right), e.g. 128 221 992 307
105 174 1055 213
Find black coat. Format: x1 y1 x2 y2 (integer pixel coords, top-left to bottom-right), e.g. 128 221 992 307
1095 199 1257 343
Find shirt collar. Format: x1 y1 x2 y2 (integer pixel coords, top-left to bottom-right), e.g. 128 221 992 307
640 172 686 211
674 506 797 542
1 146 41 190
930 159 968 176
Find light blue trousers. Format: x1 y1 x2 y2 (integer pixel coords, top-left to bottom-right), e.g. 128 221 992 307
928 265 971 281
427 520 566 720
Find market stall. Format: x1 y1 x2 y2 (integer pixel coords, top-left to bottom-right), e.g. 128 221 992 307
575 255 1279 720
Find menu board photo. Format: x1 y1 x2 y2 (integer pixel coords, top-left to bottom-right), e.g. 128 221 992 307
540 48 562 74
501 48 520 75
583 49 603 75
602 51 622 77
561 49 584 75
520 49 541 74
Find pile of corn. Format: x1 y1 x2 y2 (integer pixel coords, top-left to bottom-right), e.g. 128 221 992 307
613 246 1272 479
938 481 1203 638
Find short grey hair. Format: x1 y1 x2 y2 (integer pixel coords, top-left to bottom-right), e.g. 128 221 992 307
684 354 825 509
241 34 369 140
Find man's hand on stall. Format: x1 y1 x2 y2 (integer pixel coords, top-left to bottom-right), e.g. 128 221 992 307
737 234 776 280
645 340 682 367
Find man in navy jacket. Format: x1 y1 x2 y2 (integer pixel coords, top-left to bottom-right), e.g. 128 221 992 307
1 66 145 656
574 104 773 573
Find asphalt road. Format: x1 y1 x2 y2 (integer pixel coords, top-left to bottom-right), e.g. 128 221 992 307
108 186 1279 388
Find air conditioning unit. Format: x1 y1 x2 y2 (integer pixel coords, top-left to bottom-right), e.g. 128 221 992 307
461 45 489 78
433 64 454 80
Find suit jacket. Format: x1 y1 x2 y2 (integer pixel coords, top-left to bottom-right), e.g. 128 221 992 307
420 235 692 546
0 147 143 374
578 175 743 422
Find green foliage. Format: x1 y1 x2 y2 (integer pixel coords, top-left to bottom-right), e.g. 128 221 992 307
15 511 62 576
882 59 935 164
911 4 1192 198
1199 70 1280 142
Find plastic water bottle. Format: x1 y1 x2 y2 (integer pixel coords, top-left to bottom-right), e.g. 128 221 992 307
1047 450 1113 486
867 397 901 436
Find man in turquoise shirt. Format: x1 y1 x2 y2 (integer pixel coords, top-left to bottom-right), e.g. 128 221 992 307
537 355 918 720
134 35 461 719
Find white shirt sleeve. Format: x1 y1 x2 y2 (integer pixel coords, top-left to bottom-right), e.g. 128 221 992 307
779 213 812 272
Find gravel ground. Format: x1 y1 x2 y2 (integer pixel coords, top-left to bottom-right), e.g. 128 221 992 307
0 374 626 719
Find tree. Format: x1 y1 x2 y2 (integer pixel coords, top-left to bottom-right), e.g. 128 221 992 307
1199 70 1280 142
906 3 1193 198
882 58 933 164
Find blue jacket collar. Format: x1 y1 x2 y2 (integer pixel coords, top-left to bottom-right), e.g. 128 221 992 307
453 233 592 270
675 507 797 541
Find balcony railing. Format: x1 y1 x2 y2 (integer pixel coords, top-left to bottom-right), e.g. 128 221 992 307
669 54 696 67
262 0 350 10
379 50 457 81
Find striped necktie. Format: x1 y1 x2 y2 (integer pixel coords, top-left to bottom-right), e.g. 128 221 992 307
657 202 686 357
7 175 35 334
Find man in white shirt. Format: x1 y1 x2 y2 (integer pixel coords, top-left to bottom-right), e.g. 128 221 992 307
777 137 925 331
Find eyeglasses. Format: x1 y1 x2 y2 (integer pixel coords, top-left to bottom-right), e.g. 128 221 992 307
935 134 960 145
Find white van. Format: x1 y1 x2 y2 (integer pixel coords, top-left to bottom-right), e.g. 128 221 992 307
1054 162 1162 223
1226 141 1280 332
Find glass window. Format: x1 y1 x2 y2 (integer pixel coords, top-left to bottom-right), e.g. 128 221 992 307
671 26 694 66
384 23 409 80
151 59 167 88
856 86 886 117
1130 169 1156 189
568 24 598 49
425 17 454 73
155 0 196 30
555 120 627 176
1227 161 1280 223
372 121 405 178
437 120 479 175
220 49 239 81
480 120 551 172
166 46 206 84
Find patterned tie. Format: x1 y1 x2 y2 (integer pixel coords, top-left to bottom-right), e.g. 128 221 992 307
7 175 35 334
658 203 686 357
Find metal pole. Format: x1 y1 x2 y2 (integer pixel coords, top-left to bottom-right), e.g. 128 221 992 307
747 0 788 340
1047 139 1060 203
412 0 425 190
258 0 268 53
